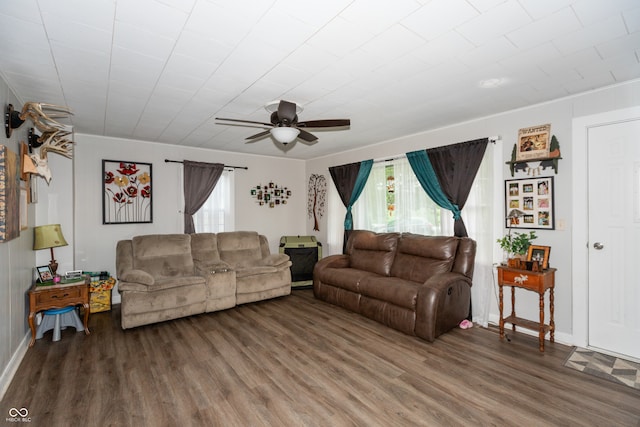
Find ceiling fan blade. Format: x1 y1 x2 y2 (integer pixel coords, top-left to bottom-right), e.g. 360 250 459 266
277 100 297 123
298 138 318 146
245 130 271 142
296 119 350 128
216 117 273 127
298 129 318 143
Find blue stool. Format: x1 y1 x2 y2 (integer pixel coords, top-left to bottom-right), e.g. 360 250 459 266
36 306 84 342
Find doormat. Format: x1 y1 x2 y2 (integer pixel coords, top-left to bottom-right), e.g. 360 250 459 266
564 347 640 391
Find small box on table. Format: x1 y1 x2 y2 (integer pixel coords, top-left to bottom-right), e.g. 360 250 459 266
84 271 116 313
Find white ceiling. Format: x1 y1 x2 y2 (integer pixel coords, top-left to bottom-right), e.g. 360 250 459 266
1 0 639 159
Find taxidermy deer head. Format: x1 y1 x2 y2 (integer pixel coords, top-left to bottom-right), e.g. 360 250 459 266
10 102 75 184
28 128 74 183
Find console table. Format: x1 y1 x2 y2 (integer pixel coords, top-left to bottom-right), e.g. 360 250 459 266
28 278 91 347
496 266 556 352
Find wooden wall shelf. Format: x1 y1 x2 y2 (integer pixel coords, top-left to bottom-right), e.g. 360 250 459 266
506 156 562 176
507 134 562 176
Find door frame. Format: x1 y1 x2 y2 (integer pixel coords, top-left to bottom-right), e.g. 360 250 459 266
571 106 640 349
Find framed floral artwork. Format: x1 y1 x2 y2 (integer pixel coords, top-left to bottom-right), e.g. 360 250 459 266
102 160 152 224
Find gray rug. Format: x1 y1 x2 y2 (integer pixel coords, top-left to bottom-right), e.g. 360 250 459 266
564 347 640 391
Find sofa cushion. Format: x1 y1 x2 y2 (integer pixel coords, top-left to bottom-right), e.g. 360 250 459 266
217 231 263 267
122 279 206 315
391 234 459 283
132 234 194 278
347 230 399 276
315 267 379 293
190 233 222 270
235 266 278 278
359 276 419 309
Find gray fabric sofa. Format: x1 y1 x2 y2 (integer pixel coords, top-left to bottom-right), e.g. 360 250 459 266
116 231 292 329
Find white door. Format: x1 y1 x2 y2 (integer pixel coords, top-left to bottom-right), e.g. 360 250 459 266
587 119 640 360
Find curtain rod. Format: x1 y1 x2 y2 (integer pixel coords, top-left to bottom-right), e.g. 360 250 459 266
164 159 248 170
373 137 498 164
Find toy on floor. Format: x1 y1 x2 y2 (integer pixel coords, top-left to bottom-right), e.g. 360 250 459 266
459 319 473 329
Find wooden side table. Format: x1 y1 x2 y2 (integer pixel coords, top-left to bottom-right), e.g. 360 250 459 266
28 277 91 347
497 266 556 352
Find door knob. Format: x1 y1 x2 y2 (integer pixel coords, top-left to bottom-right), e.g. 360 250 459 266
593 242 604 250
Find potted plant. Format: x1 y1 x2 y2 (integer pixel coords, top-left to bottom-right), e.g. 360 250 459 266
497 231 537 268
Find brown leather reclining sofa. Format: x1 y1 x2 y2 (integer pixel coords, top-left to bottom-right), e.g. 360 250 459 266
313 230 476 342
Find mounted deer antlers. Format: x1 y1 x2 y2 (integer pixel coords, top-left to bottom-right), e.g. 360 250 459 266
20 102 73 134
4 101 75 183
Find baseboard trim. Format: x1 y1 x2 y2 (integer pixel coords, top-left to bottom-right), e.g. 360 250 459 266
0 331 30 402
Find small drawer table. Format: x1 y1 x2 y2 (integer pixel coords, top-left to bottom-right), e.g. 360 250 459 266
28 277 91 347
496 266 556 352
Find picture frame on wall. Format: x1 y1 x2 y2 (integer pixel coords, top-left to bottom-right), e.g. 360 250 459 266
102 160 153 224
0 144 20 243
505 176 554 230
516 124 551 161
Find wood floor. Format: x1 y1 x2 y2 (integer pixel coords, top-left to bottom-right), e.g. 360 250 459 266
3 290 639 426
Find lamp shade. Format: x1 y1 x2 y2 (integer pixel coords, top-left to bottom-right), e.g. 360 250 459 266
33 224 68 250
270 127 300 144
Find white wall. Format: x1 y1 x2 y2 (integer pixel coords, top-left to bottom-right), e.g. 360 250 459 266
0 80 37 400
305 79 640 344
72 134 307 303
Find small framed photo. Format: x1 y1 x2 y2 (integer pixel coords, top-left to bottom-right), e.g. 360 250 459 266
37 265 53 282
527 245 551 270
516 124 551 161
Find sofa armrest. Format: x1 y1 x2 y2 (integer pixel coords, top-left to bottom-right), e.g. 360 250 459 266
120 269 155 286
314 254 350 270
414 272 472 342
261 253 291 268
422 271 472 290
118 281 151 292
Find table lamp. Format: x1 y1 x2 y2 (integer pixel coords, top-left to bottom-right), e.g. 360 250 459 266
33 224 68 276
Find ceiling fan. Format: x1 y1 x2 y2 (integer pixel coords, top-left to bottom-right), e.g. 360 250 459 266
215 100 350 145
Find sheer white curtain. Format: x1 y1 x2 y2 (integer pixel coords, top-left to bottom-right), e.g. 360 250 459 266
326 183 346 256
393 160 446 234
353 163 387 232
193 171 235 233
355 159 447 235
456 143 495 327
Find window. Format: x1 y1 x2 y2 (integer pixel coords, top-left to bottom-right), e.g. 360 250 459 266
354 158 449 235
192 171 234 233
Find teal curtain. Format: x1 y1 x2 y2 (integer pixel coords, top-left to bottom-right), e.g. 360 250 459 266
345 159 372 230
406 149 461 220
328 159 373 252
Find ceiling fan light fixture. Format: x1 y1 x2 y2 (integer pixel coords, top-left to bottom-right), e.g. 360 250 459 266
271 127 299 144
